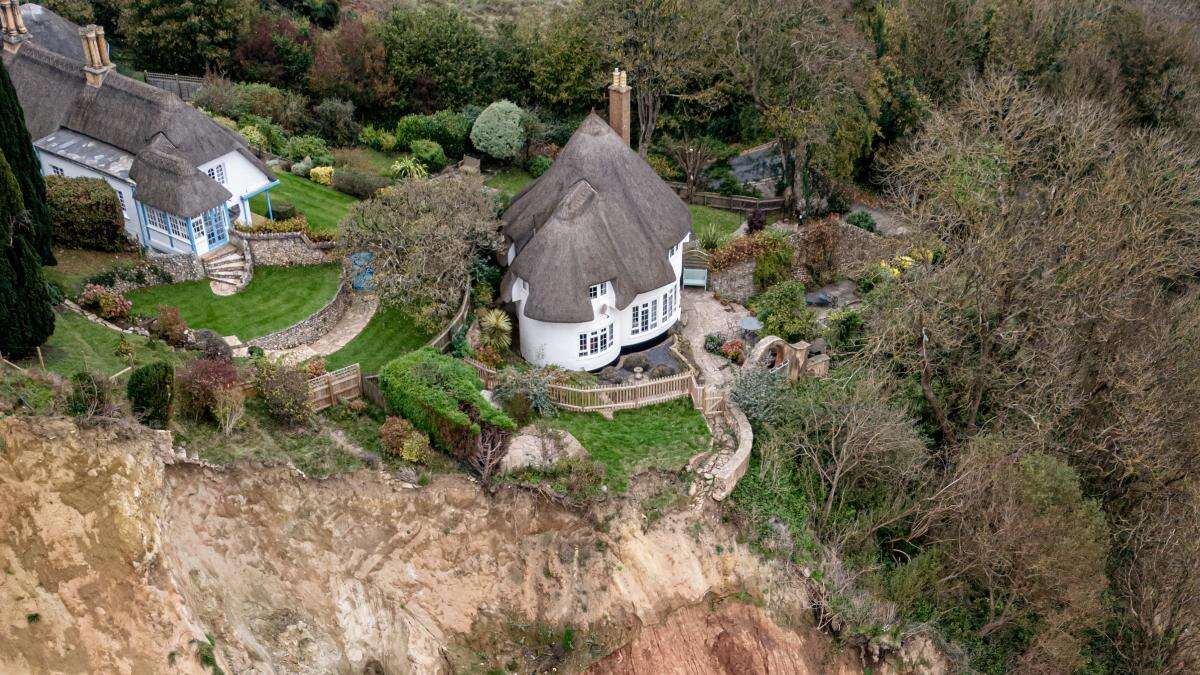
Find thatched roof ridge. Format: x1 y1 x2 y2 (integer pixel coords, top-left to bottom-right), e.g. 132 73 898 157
20 3 85 61
502 113 691 322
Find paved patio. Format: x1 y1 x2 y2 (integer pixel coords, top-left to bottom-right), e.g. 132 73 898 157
680 288 750 389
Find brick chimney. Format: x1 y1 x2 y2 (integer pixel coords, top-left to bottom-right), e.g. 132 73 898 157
78 25 113 87
607 67 631 146
0 0 29 54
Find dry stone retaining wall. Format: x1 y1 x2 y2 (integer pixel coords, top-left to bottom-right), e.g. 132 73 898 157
246 281 352 350
233 229 337 267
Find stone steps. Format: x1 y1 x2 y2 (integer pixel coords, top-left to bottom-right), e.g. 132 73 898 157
202 245 250 295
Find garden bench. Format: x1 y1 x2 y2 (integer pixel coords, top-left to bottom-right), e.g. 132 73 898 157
682 267 708 290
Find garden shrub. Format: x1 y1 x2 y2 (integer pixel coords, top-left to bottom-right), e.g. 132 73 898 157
359 124 398 152
66 371 112 417
394 114 438 150
211 385 245 436
77 284 131 320
493 366 556 424
469 100 525 161
826 188 851 215
309 166 334 186
239 125 268 152
177 358 240 420
192 328 233 362
150 306 188 346
623 353 649 370
646 153 682 181
81 262 171 290
720 339 745 364
847 210 876 232
649 364 675 379
332 169 390 199
526 155 552 178
598 366 623 384
695 225 727 251
704 333 726 353
410 139 448 172
378 348 516 462
747 208 766 234
250 357 310 427
240 214 333 241
379 416 433 464
478 309 512 350
313 97 360 146
239 114 287 154
753 235 795 291
750 280 819 343
45 176 131 251
290 157 314 178
730 368 797 427
284 135 332 167
710 231 787 271
395 110 470 157
826 308 866 352
127 361 174 429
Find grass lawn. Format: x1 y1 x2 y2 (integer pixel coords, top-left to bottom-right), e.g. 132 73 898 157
43 248 145 295
485 168 534 199
16 309 188 379
250 173 358 235
690 204 744 238
547 398 710 492
326 304 433 374
127 264 340 340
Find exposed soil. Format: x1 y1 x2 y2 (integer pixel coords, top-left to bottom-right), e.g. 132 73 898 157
1 416 942 674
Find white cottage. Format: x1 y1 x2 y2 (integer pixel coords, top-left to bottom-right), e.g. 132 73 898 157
0 3 277 267
500 71 692 371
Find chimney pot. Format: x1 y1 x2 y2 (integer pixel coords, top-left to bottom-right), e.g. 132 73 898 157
0 0 29 53
79 25 113 87
607 67 631 146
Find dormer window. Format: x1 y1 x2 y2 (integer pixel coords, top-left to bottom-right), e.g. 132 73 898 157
589 281 608 298
669 243 678 257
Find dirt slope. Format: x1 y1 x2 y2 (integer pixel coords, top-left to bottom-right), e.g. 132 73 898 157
1 417 939 674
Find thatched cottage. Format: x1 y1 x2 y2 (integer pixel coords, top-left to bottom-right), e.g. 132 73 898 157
0 2 276 263
501 70 692 371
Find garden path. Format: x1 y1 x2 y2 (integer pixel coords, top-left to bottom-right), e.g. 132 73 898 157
680 289 750 390
267 293 379 365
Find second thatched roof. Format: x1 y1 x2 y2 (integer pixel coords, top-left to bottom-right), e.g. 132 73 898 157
502 113 691 323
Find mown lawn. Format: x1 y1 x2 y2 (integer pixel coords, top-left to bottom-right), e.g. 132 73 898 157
485 168 534 199
325 304 433 374
127 264 340 340
17 310 188 379
43 248 145 295
250 173 358 234
547 398 711 492
690 204 744 238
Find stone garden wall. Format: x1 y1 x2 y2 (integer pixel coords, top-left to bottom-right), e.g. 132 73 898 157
89 252 205 295
247 281 352 350
710 259 756 305
233 229 337 267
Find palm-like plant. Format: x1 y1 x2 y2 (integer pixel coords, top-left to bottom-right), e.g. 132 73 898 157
388 156 428 181
478 309 512 350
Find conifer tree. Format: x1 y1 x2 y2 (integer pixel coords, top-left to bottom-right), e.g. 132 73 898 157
0 149 54 358
0 62 53 264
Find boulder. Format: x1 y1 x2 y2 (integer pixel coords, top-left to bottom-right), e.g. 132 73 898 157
502 424 589 473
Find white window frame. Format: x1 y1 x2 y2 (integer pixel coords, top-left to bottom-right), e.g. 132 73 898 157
662 286 677 319
630 298 660 335
578 323 615 357
206 163 227 184
115 189 127 216
50 165 65 177
588 281 608 299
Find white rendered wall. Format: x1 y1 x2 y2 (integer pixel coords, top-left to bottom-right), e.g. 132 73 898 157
36 150 139 243
198 150 272 225
511 233 689 371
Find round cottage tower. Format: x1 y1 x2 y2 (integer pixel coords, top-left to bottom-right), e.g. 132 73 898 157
499 110 692 371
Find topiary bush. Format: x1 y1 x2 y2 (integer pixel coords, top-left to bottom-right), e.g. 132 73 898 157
127 361 174 429
526 155 552 178
410 139 448 172
268 199 297 221
45 176 131 251
379 348 516 467
332 169 390 199
847 210 877 232
66 371 112 417
379 415 433 464
469 100 525 161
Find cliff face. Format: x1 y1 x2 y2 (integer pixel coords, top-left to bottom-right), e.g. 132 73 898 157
0 417 938 674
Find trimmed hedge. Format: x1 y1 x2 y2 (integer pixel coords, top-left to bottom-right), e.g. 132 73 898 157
379 348 516 460
410 139 448 172
45 176 131 251
332 169 390 199
395 109 470 157
127 361 174 429
470 100 525 161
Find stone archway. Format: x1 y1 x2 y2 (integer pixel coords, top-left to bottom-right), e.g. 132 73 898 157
744 335 809 382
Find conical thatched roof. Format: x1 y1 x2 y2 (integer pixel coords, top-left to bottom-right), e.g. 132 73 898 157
130 140 232 218
502 113 691 323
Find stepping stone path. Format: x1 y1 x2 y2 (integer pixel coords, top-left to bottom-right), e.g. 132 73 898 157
267 293 380 365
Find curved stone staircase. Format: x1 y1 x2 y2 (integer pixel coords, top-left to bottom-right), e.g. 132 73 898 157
202 244 251 296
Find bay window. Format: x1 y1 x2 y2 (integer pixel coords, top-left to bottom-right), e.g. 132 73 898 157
578 323 615 357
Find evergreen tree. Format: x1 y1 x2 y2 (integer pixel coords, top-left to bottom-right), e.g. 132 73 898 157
0 149 54 358
122 0 248 74
0 62 53 264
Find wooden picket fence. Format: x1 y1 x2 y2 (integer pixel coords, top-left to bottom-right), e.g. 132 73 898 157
307 363 362 411
666 182 785 214
465 358 725 415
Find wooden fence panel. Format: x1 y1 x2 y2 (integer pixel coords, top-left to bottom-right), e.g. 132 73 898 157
307 363 362 412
